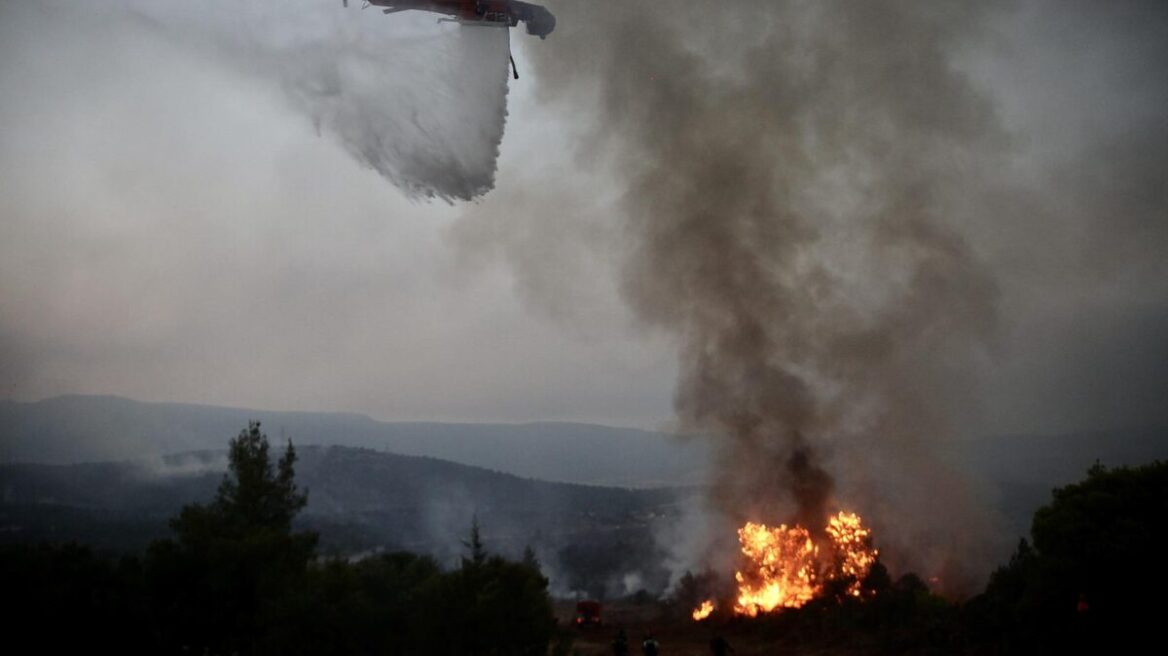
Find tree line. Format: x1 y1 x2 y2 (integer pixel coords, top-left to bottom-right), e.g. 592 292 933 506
3 421 1163 654
2 422 556 655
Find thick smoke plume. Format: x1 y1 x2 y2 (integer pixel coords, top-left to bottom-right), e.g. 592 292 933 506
528 1 1009 591
107 0 512 201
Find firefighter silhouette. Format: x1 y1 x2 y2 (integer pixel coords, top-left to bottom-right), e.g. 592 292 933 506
611 628 629 656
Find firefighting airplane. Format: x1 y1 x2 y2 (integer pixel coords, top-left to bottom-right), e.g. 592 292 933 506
342 1 556 39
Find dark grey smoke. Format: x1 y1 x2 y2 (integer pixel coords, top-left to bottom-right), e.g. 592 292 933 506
526 0 1013 590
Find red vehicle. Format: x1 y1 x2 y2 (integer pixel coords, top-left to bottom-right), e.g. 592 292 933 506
343 1 556 39
575 600 602 627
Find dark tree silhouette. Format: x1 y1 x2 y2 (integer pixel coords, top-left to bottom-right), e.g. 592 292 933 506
216 421 306 531
463 512 487 567
970 461 1168 653
146 421 317 655
2 423 559 655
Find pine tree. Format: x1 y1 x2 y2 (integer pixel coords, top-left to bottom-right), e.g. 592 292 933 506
463 514 487 567
212 421 307 534
148 421 317 654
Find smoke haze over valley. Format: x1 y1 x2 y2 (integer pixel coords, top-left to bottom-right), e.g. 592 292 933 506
2 395 1163 595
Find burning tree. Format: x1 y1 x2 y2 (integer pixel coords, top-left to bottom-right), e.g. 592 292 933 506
695 511 879 619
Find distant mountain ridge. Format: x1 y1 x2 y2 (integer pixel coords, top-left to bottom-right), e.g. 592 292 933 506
2 395 1164 549
2 395 1164 597
0 395 709 488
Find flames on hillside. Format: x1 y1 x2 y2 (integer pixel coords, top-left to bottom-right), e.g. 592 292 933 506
694 511 878 619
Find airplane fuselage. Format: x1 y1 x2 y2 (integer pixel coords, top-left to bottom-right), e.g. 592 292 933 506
355 1 555 39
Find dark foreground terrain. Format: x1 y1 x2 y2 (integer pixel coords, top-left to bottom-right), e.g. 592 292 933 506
2 410 1165 653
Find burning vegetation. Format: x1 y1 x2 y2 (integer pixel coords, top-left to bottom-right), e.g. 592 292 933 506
691 599 715 621
694 511 878 620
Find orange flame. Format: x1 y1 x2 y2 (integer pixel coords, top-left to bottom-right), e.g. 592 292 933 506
733 522 820 616
691 599 715 621
825 511 878 598
722 511 877 618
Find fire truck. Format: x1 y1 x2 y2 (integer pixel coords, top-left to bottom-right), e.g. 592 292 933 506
574 600 602 627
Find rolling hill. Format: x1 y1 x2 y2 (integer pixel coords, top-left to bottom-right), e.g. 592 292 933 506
0 444 694 596
0 395 709 488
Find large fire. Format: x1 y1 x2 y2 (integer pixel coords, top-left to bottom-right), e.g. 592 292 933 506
694 511 877 619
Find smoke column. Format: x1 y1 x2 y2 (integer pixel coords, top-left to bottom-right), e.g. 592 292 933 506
527 1 1009 590
83 0 513 201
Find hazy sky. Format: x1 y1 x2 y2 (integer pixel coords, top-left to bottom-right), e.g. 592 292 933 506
1 0 1165 436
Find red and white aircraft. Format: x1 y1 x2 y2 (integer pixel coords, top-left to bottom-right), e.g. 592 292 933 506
343 1 556 40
